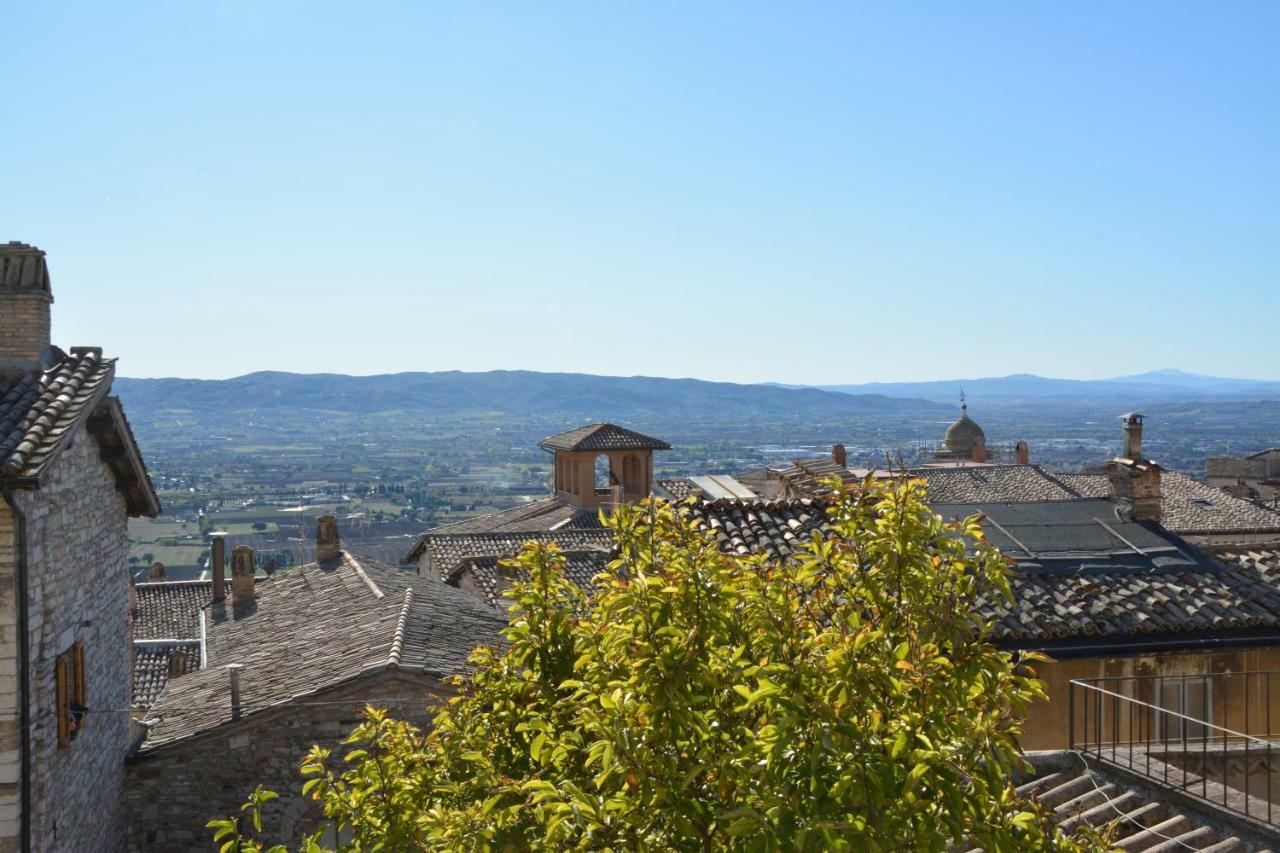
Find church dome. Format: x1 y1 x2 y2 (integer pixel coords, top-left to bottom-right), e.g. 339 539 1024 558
944 409 985 455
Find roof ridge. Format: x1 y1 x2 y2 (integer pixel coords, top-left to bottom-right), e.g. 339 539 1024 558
386 588 413 669
344 553 384 599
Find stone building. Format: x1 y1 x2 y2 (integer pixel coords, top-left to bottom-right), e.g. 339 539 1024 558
405 423 666 586
1207 447 1280 503
0 242 159 852
125 520 504 850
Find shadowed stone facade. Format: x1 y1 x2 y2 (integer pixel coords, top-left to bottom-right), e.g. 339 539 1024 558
0 428 135 852
126 673 449 851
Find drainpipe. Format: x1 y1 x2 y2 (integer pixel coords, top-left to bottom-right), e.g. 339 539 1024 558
2 484 32 853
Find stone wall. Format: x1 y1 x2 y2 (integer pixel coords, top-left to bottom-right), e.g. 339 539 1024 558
5 433 133 852
126 672 451 851
0 502 21 852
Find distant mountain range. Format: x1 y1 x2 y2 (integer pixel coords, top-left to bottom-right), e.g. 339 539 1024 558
799 370 1280 404
114 370 950 422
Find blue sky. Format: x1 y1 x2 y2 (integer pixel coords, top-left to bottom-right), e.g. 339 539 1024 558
2 2 1276 382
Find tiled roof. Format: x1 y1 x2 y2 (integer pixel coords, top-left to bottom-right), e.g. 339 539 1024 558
776 458 867 497
1057 471 1280 537
132 580 229 711
907 464 1280 539
427 530 615 578
979 562 1280 643
915 465 1079 503
0 348 111 476
140 553 505 751
656 478 695 499
0 347 159 514
683 498 833 559
405 497 603 561
682 496 1280 646
454 550 614 609
1016 752 1257 850
538 423 671 452
132 643 200 710
134 580 228 640
1217 546 1280 580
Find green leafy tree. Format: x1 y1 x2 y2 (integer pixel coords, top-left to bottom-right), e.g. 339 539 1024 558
213 479 1106 851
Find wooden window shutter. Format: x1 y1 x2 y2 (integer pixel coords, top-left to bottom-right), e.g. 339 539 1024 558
1185 677 1210 741
72 644 87 733
56 656 70 748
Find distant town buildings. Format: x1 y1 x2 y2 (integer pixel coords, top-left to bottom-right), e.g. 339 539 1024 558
1207 447 1280 504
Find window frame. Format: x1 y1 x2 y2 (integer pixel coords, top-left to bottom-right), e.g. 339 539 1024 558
56 643 87 748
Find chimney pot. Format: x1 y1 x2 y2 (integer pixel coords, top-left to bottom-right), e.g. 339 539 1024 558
210 536 226 602
315 515 341 562
831 444 847 468
1121 412 1144 460
231 546 255 603
970 436 987 464
147 561 166 580
226 663 244 721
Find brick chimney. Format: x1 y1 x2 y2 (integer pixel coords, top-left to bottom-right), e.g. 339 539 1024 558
0 242 53 367
831 444 847 468
1015 441 1029 466
1108 412 1161 523
210 535 226 602
315 515 341 562
970 436 987 464
231 546 256 603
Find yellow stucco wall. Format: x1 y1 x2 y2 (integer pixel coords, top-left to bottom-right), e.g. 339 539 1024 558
1022 646 1280 750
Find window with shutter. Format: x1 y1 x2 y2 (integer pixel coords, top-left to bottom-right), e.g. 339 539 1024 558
1156 676 1212 742
55 644 87 748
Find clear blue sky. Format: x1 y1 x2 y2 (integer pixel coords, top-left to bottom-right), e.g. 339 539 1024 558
2 2 1276 383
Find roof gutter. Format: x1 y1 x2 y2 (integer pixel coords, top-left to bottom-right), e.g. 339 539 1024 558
2 484 33 853
1004 629 1280 659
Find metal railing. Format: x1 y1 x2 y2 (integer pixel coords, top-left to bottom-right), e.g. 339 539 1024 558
1069 672 1280 825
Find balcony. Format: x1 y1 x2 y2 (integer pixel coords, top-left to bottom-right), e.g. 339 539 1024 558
1070 672 1280 828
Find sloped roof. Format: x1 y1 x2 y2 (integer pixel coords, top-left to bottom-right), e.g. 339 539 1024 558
0 348 158 515
684 498 833 559
132 643 199 710
134 579 230 640
656 478 696 499
916 465 1079 504
538 423 671 452
453 549 614 609
421 529 615 577
405 497 605 562
777 458 867 496
979 561 1280 644
683 496 1280 647
138 553 506 752
1056 471 1280 537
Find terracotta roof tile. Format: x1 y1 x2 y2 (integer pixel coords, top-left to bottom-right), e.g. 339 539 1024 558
538 423 670 452
0 348 113 476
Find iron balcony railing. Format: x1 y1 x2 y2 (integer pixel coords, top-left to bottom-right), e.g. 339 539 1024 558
1069 672 1280 826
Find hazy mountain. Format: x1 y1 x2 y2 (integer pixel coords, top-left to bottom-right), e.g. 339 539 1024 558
812 371 1280 403
114 370 949 422
1104 368 1277 394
